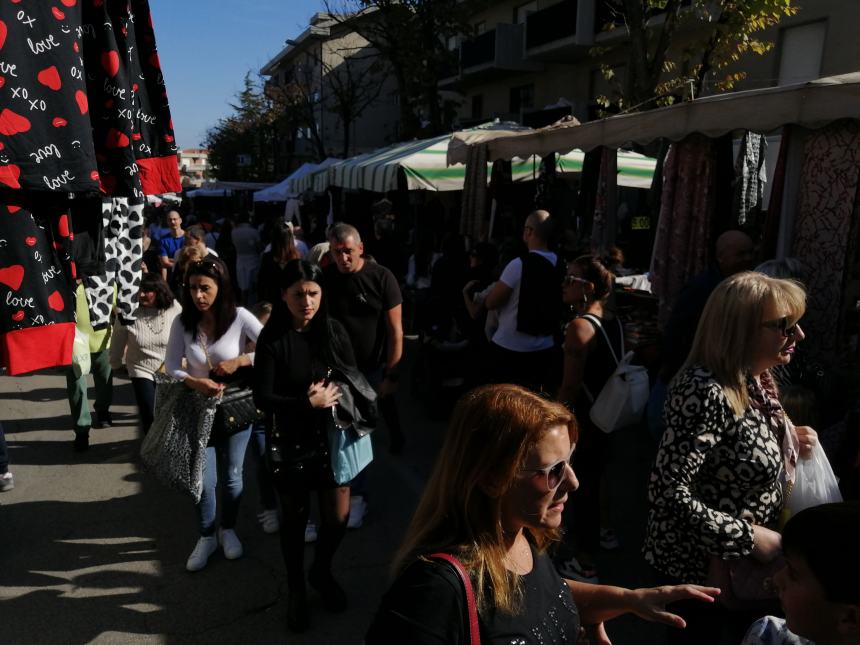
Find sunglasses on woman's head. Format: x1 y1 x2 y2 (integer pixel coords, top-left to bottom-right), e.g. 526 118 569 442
517 447 575 491
563 275 590 286
761 316 800 338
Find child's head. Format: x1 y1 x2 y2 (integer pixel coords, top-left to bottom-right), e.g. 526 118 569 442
250 301 273 326
776 502 860 644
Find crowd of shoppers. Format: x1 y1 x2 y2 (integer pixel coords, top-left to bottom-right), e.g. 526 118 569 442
36 202 858 644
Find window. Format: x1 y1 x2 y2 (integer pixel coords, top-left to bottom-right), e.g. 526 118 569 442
514 1 539 24
447 35 459 51
778 21 827 85
474 21 486 35
509 84 535 114
471 94 483 120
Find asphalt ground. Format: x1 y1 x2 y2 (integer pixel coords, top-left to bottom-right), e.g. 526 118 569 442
0 343 668 644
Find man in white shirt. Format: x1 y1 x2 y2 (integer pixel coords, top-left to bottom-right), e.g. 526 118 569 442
484 210 563 393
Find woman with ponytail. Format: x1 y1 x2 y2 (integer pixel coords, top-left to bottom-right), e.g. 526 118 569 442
557 254 624 577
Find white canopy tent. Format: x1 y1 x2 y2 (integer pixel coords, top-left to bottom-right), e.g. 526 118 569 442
448 73 860 162
254 158 341 202
301 122 656 193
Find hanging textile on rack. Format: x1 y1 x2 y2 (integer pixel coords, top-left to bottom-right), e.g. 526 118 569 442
733 132 768 226
590 147 618 254
650 134 719 328
460 144 488 240
0 0 180 374
0 195 77 375
791 120 860 361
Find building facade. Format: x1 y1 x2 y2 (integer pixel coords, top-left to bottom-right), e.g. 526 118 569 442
177 148 211 188
260 12 401 172
443 0 860 129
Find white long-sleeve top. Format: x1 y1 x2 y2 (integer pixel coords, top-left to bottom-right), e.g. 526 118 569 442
110 301 182 380
165 307 263 380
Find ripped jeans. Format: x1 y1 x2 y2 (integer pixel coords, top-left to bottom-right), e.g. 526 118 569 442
197 426 252 536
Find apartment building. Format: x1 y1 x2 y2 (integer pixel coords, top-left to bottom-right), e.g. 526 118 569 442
445 0 860 129
177 148 211 188
260 12 400 170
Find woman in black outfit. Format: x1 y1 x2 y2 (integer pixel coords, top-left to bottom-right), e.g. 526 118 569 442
557 255 624 578
253 259 355 633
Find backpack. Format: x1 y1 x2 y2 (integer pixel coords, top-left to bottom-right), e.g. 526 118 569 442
581 314 650 433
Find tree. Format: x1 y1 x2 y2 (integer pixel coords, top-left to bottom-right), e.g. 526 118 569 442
325 1 480 139
204 73 301 181
593 0 799 112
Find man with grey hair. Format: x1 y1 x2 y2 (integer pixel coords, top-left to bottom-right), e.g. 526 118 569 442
324 223 405 451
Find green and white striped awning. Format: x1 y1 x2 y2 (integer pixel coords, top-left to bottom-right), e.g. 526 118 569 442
295 129 656 194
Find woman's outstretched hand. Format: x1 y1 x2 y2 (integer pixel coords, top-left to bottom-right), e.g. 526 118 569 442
628 585 720 629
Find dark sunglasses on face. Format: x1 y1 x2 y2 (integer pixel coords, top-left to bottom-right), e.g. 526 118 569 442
761 316 801 338
517 447 575 491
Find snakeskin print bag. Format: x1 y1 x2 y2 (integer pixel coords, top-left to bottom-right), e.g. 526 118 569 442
141 373 219 503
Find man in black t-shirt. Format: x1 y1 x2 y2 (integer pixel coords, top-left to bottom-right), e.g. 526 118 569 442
324 223 405 460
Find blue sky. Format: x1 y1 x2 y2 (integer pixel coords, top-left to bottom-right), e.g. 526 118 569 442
149 1 322 148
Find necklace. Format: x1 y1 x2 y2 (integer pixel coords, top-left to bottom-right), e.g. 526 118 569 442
138 308 167 336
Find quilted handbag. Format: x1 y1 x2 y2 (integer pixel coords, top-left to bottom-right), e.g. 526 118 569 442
214 382 264 436
140 373 219 503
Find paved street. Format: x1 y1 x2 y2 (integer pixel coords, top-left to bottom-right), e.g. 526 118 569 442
0 345 668 645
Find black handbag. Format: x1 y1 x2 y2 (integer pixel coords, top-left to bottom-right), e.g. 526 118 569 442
214 382 264 435
200 338 263 437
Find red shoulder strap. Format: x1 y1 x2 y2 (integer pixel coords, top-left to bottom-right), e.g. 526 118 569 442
428 553 481 645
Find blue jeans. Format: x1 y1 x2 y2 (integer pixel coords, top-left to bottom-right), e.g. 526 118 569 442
248 420 277 510
197 426 252 536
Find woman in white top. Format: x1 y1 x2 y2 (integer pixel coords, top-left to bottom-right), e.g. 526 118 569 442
110 273 181 434
165 258 263 572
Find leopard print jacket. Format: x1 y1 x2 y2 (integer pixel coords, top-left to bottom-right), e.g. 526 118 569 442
643 366 784 583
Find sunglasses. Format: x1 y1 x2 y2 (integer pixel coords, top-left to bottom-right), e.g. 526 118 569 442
761 316 801 338
517 447 575 491
563 275 590 286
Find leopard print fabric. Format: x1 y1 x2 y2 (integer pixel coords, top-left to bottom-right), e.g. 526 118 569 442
643 366 784 583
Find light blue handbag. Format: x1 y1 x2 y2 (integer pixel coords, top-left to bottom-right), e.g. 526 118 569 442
328 408 374 485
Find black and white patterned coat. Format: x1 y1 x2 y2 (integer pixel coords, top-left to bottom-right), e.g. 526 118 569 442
643 366 784 583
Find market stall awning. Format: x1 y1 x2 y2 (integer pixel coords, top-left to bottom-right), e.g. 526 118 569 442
306 122 656 193
187 181 274 198
448 73 860 161
255 158 342 201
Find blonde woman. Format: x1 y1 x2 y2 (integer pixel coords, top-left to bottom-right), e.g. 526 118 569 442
644 272 819 644
366 384 717 644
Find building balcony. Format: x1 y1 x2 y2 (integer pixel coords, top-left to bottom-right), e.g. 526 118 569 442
525 0 595 62
457 23 543 84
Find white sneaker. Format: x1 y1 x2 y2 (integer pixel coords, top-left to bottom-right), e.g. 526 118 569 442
0 472 13 492
258 509 280 534
218 528 243 560
304 521 318 543
347 496 367 529
186 535 218 572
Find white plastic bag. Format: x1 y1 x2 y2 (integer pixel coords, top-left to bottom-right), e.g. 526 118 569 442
71 328 91 378
787 443 842 516
589 350 650 433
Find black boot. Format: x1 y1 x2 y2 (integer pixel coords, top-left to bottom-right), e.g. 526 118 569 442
73 429 90 452
308 521 348 612
308 565 347 612
286 581 309 633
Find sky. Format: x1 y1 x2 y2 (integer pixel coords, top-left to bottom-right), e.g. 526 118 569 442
149 1 324 149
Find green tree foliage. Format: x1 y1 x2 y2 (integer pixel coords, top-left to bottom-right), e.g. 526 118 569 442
204 73 303 181
593 0 799 112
